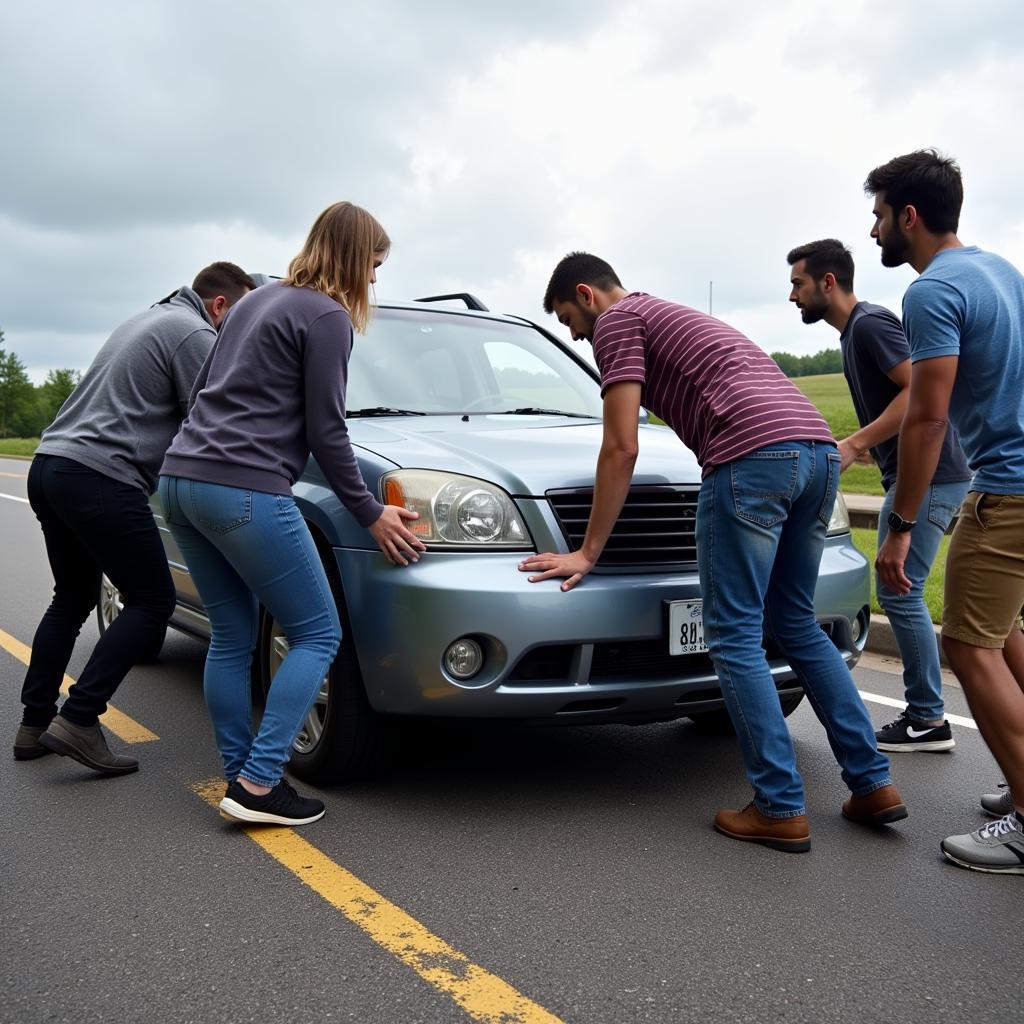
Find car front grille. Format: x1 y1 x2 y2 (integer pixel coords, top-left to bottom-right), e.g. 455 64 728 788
547 485 699 567
507 636 789 685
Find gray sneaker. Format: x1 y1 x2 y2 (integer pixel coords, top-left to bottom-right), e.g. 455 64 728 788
38 714 139 775
980 785 1014 819
941 814 1024 875
13 724 52 760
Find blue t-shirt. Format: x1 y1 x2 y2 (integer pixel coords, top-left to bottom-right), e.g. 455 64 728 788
902 246 1024 494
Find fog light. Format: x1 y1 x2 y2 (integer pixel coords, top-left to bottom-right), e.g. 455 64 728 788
851 615 863 644
444 637 483 680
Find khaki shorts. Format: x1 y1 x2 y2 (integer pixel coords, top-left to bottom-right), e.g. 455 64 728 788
943 491 1024 648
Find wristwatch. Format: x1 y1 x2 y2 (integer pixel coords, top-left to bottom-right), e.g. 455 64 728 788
887 511 917 533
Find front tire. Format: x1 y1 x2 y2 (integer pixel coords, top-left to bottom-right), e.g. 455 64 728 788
254 558 386 784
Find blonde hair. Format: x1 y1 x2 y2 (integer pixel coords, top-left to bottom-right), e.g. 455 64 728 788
283 202 390 333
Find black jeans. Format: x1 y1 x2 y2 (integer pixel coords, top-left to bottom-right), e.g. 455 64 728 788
21 455 176 727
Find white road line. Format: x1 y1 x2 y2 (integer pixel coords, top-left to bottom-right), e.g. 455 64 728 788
0 492 29 505
858 689 977 730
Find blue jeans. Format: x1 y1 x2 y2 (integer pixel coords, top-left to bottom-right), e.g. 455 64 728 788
877 480 969 722
158 476 341 787
697 441 891 818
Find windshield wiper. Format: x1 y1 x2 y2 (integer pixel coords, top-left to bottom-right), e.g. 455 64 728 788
503 407 598 418
348 407 427 417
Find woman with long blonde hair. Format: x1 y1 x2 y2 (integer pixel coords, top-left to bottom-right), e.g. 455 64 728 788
160 202 424 826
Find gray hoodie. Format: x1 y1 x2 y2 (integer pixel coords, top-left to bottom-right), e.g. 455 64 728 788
36 287 216 493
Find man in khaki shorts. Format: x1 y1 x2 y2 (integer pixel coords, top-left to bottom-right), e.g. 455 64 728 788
867 149 1024 874
944 499 1024 648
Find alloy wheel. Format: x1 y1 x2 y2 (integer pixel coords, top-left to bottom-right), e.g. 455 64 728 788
268 624 330 755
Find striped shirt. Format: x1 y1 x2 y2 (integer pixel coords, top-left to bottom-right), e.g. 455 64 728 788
593 293 834 472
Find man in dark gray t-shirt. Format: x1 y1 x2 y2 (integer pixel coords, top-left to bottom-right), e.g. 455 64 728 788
15 262 255 776
788 239 971 750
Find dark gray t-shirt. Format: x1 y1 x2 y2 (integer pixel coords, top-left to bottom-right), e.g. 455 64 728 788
161 282 384 528
839 301 971 490
36 287 216 494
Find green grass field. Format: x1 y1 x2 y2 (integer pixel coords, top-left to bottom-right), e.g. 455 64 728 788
0 438 39 458
792 373 884 495
791 373 861 438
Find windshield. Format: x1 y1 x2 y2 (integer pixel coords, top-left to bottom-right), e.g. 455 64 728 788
346 308 605 416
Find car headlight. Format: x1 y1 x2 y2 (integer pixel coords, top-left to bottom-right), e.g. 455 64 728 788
381 470 532 548
827 492 851 536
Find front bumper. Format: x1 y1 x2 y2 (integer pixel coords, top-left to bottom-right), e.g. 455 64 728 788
334 536 870 722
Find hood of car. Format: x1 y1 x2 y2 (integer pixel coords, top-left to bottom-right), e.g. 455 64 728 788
349 414 701 494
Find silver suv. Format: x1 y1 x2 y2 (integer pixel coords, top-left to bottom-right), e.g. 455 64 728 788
101 291 870 782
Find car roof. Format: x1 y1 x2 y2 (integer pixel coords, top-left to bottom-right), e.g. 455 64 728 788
247 274 534 328
375 299 531 326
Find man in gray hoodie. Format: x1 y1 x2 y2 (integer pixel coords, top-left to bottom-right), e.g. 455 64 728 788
14 262 255 774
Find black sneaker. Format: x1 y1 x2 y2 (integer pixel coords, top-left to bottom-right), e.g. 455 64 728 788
875 711 955 752
218 778 325 826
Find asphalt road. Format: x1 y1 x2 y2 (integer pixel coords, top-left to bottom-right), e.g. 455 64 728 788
0 455 1017 1024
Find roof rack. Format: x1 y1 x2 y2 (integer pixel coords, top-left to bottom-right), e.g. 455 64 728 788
414 292 489 312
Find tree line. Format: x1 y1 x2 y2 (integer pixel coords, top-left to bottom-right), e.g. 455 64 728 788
0 330 81 438
769 348 843 378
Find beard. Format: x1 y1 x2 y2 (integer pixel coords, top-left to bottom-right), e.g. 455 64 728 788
578 308 599 342
798 291 829 324
879 226 911 268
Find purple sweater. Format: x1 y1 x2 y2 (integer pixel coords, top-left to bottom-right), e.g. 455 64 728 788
161 282 384 528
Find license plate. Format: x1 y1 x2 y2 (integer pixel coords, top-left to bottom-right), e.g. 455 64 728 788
669 599 707 655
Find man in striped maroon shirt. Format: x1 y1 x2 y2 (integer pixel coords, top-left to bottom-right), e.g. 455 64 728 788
520 252 905 853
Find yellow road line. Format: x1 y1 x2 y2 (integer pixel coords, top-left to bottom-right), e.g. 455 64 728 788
192 779 564 1024
0 471 27 478
0 626 159 743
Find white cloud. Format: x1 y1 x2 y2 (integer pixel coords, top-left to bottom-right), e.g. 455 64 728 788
1 0 1022 380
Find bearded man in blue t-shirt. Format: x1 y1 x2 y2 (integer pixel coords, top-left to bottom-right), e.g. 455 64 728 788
867 148 1024 875
786 238 971 751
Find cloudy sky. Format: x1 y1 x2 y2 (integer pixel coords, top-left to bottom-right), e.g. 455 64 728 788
2 0 1022 381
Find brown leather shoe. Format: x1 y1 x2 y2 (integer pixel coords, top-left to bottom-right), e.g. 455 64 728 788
842 783 908 825
714 803 811 853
